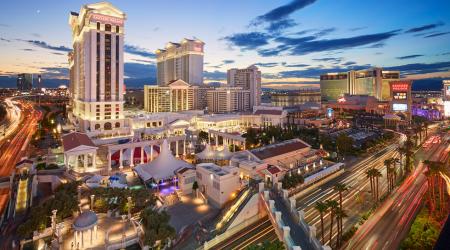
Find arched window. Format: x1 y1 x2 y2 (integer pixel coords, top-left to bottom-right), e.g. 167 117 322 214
115 122 120 128
104 122 112 130
95 124 100 130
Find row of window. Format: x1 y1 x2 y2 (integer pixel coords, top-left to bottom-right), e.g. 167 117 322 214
96 22 120 33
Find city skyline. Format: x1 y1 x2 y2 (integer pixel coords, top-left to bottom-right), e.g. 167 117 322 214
0 0 449 89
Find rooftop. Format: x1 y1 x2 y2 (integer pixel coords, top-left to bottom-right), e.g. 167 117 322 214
62 132 96 151
251 139 310 160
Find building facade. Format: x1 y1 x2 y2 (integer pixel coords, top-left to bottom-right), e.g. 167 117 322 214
320 72 349 102
389 80 412 122
227 65 261 108
271 89 321 107
206 87 250 113
17 73 33 92
68 2 129 137
156 39 204 86
320 68 400 102
144 80 207 113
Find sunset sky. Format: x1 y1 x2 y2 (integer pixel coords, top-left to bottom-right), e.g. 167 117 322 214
0 0 449 89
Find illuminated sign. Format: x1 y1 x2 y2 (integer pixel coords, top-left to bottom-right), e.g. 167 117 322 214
393 92 407 100
444 101 450 117
393 103 408 111
327 108 334 118
391 83 409 91
90 14 124 26
337 97 346 103
446 86 450 97
194 43 203 52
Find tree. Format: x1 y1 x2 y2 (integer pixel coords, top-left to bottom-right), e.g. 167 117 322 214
314 201 328 244
404 135 415 173
246 240 285 250
333 183 348 246
366 169 375 201
282 171 304 189
384 158 396 192
192 181 199 198
372 168 382 201
326 199 339 246
140 208 176 248
198 131 209 143
336 134 354 158
335 207 348 248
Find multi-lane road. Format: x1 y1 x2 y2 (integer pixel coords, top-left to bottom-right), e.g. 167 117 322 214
346 132 449 250
0 101 41 217
296 133 406 246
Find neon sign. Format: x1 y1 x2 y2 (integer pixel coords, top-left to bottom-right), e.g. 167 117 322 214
90 14 124 26
391 82 409 91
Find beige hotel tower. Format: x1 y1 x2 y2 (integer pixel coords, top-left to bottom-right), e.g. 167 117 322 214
69 2 130 137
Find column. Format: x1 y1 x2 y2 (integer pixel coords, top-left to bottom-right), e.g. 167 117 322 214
183 139 186 156
119 149 123 168
74 231 77 247
92 153 96 168
83 154 88 170
215 135 218 147
64 153 68 167
81 230 84 248
130 147 135 167
150 145 154 161
176 140 179 157
140 147 144 164
90 228 93 245
107 151 111 173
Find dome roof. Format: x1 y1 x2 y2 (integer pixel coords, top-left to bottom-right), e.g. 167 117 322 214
73 210 98 230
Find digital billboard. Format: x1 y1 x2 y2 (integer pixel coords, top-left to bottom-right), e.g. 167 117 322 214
446 85 450 97
393 92 407 100
393 103 408 111
444 101 450 117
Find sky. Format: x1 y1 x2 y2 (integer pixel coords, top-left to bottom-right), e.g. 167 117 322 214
0 0 449 89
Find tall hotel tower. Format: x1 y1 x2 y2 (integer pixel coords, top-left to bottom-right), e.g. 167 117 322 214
69 2 129 137
156 39 205 86
227 65 262 108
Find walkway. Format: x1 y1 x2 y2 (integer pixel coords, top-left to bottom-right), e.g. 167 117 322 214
272 194 313 250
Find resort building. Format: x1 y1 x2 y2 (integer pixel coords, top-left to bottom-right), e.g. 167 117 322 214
206 87 250 113
156 38 205 86
196 163 241 207
227 66 262 108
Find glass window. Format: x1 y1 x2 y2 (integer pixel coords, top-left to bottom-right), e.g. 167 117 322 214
105 24 111 32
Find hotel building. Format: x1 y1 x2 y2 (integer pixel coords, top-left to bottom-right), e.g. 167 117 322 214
320 67 400 102
271 89 321 107
206 87 250 113
227 65 262 108
143 80 207 113
156 39 204 86
17 73 33 92
68 2 130 137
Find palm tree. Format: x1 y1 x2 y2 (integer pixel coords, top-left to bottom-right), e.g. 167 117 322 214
397 146 406 177
372 168 382 201
314 201 328 244
333 182 348 245
366 169 375 200
424 160 447 215
335 207 348 248
326 199 339 246
404 135 415 173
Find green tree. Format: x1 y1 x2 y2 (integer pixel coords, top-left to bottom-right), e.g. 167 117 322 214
336 134 354 158
314 201 328 244
326 199 339 246
333 183 348 246
192 181 199 198
140 208 176 248
246 240 285 250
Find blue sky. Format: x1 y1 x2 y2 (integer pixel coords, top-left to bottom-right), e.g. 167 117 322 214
0 0 449 88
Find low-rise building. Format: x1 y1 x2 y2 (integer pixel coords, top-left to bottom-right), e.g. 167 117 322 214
196 163 240 207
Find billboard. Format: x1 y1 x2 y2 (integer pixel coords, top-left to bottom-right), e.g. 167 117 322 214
393 92 407 100
393 103 408 111
444 101 450 117
445 85 450 97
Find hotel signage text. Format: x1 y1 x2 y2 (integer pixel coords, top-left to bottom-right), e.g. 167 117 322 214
90 14 124 26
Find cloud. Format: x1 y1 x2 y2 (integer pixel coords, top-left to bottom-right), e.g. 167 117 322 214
132 58 154 64
204 70 227 81
0 23 9 27
266 18 297 33
312 57 343 64
21 48 35 51
365 42 385 48
349 26 367 32
124 44 156 58
313 27 336 37
253 62 279 67
342 61 356 66
0 37 10 42
124 62 156 79
41 67 69 79
31 33 41 38
253 0 317 24
259 30 400 56
22 40 71 52
282 63 310 68
396 54 424 60
405 22 444 33
222 59 235 64
384 61 450 75
52 52 64 56
423 31 450 38
222 32 271 50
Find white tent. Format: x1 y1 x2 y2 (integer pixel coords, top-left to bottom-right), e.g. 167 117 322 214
85 174 105 188
196 144 234 161
134 139 192 182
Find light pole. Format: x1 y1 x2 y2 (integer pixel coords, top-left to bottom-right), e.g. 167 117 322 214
127 196 132 219
90 194 95 211
121 214 127 249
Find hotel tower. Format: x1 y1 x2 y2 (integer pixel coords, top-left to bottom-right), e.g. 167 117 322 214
69 2 130 137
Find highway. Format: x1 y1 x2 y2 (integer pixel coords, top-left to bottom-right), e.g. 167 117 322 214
211 216 278 250
296 134 406 246
346 132 449 250
0 101 41 217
